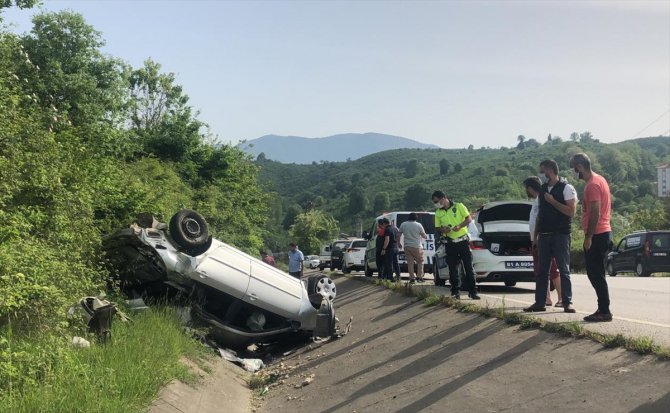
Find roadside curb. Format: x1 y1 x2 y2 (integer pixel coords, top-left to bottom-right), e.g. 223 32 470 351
343 274 670 360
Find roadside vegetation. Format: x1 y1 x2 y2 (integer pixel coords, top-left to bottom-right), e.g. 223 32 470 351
0 307 209 413
0 2 265 409
370 278 670 360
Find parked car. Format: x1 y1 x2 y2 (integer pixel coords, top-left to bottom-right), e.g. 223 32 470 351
433 201 535 287
318 244 331 270
607 231 670 277
102 210 337 348
330 239 353 270
363 211 436 277
342 239 367 273
304 255 321 269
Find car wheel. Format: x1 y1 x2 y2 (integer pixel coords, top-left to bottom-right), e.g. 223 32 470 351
635 261 650 277
504 281 517 287
314 299 336 338
307 275 337 301
364 261 373 277
607 262 617 277
169 209 209 250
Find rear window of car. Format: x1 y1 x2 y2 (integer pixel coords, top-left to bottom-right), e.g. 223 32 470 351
650 233 669 250
351 240 367 248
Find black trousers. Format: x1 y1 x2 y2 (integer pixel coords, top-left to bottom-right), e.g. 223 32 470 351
375 248 385 277
383 248 398 280
445 239 477 294
585 232 612 313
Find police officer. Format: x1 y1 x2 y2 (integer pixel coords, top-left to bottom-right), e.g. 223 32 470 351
431 190 480 300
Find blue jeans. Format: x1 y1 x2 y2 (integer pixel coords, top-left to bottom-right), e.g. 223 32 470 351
535 233 572 306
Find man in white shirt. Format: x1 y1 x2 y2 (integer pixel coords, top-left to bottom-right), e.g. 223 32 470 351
398 213 427 283
524 159 577 314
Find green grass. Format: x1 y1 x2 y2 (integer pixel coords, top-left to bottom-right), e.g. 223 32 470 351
353 276 670 360
0 307 209 413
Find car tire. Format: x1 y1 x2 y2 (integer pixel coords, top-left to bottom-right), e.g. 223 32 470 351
607 262 617 277
307 275 337 301
635 261 650 277
504 281 517 287
169 209 209 249
364 261 373 277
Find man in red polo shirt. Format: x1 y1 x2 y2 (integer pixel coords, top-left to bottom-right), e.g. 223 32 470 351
570 153 613 322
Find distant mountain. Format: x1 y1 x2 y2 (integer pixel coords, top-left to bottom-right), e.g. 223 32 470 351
239 133 440 164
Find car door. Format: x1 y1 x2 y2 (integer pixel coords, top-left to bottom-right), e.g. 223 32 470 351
193 243 251 299
245 260 304 319
648 233 670 271
623 235 643 270
611 238 627 272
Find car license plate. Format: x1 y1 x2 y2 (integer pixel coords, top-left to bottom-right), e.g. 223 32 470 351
505 261 533 269
398 254 406 261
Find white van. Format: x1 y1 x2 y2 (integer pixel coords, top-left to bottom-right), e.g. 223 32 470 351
363 211 436 277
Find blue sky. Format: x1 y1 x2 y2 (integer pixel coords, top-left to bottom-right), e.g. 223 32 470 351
3 0 669 148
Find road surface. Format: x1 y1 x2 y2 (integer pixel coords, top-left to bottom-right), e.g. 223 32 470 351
259 276 670 413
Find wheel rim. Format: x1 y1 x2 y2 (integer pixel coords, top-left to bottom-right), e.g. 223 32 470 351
316 277 337 301
182 218 201 238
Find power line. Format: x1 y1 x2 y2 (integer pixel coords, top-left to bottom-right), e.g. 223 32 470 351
630 109 670 139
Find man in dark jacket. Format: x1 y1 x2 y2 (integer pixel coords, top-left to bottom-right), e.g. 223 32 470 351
524 159 577 313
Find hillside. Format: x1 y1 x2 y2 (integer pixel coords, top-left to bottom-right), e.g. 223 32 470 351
239 132 439 164
256 136 670 249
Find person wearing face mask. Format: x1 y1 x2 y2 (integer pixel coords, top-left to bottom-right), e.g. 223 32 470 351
570 153 613 322
524 159 577 313
431 190 480 300
523 176 562 307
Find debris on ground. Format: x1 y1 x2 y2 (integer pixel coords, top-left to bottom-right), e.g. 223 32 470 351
218 347 265 372
71 336 90 348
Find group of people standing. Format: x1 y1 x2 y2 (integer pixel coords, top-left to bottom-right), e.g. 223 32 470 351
522 154 614 322
375 213 429 283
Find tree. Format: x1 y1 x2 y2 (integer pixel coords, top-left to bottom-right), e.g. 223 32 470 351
405 159 420 178
404 183 430 210
256 152 266 161
570 132 580 142
439 158 450 175
283 204 303 230
579 131 594 143
348 187 368 213
525 138 540 148
546 133 552 144
289 210 339 255
454 162 463 173
373 192 390 213
467 144 474 150
516 135 526 149
129 59 206 164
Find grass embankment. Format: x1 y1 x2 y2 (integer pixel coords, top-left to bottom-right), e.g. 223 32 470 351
369 278 670 360
0 307 209 413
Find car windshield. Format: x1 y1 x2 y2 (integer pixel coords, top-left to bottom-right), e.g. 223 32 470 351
396 213 435 233
351 240 367 248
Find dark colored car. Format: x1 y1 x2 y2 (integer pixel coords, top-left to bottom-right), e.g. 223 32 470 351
607 231 670 277
329 239 351 271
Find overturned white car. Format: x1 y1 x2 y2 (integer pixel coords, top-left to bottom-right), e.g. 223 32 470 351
103 210 337 348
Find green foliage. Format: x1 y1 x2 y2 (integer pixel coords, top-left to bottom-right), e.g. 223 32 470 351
372 192 390 214
439 158 450 175
404 183 430 210
0 10 269 397
0 307 208 413
348 187 368 214
288 210 339 255
405 159 420 178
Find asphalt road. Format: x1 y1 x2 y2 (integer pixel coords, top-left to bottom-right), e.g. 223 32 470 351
259 277 670 413
332 269 670 344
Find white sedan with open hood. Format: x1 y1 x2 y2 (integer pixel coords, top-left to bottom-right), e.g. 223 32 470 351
103 209 337 348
